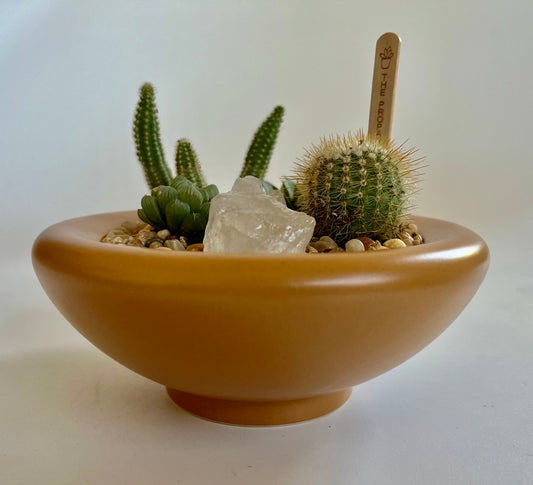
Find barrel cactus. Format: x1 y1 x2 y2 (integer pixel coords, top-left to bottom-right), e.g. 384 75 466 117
138 176 219 243
292 131 422 244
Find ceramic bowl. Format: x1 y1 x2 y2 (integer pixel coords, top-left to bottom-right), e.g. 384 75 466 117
32 211 489 425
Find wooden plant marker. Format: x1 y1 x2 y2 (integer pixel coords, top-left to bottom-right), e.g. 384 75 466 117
368 32 402 140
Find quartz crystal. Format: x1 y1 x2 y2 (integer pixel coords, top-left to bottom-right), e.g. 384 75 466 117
203 176 315 253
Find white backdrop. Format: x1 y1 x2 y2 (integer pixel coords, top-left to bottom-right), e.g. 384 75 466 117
1 1 532 484
2 0 532 250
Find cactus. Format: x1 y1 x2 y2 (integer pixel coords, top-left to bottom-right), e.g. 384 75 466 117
132 82 285 193
240 106 284 180
133 83 173 188
138 176 219 243
292 131 422 244
175 138 206 188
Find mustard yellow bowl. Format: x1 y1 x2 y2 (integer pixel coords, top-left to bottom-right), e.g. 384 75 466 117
32 211 489 425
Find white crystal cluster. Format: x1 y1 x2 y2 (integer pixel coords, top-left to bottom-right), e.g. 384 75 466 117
203 176 315 253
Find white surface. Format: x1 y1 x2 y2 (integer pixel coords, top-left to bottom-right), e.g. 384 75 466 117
1 1 532 484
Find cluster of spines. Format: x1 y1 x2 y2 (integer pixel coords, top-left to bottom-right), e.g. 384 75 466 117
175 139 206 188
133 83 172 189
294 131 422 243
240 106 284 180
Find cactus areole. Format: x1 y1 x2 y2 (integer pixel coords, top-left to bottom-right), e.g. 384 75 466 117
293 132 422 244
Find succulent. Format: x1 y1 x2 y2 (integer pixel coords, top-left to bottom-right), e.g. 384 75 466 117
138 176 219 243
175 138 206 188
133 83 172 188
280 179 299 210
291 131 422 244
240 106 284 180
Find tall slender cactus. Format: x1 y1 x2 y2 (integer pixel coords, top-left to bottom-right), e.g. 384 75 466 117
133 83 172 188
175 138 206 188
240 106 284 180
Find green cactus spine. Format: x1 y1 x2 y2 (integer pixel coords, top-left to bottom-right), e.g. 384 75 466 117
137 176 219 243
293 132 422 244
175 138 206 188
240 106 284 180
133 83 172 189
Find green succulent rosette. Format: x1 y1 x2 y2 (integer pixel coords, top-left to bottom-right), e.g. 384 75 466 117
138 176 219 243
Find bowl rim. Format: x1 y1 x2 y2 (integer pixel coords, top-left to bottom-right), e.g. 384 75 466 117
32 211 489 290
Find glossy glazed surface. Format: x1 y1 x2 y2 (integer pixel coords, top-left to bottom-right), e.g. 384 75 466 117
32 212 489 424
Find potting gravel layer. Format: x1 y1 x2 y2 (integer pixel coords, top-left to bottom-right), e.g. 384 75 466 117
101 221 423 253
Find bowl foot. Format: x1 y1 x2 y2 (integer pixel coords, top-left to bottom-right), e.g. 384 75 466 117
166 388 352 426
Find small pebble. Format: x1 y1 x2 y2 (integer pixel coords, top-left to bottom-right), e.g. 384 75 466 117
319 236 337 245
120 221 147 233
110 236 128 244
138 231 157 245
186 243 204 252
383 238 407 249
164 239 186 251
312 242 334 252
101 230 128 242
412 232 423 245
155 246 172 251
148 241 163 249
345 239 365 252
306 244 318 253
311 236 338 252
127 240 144 247
145 237 164 247
368 240 383 251
399 231 414 246
357 237 376 250
407 223 418 233
157 229 171 240
179 236 188 248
